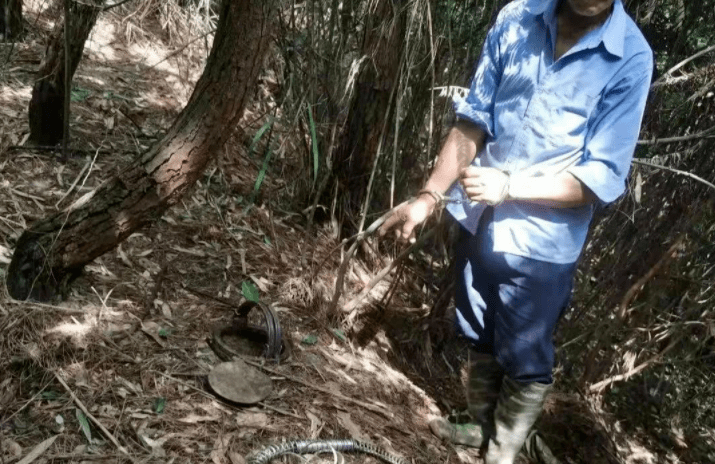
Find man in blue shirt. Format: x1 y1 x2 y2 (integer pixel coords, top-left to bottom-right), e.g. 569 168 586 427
379 0 652 462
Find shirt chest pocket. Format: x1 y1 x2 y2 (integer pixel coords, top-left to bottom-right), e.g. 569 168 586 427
525 83 598 149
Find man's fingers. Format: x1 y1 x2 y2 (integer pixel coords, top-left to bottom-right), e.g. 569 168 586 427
400 220 417 242
378 210 402 236
460 166 479 177
378 199 431 242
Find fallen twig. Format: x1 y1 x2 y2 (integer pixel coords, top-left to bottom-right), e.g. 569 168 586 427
589 335 682 393
54 371 133 458
618 235 686 320
5 300 88 315
147 28 217 71
241 358 395 419
343 225 439 315
151 370 303 419
328 201 408 315
3 379 53 424
637 126 715 145
55 146 100 209
55 158 91 208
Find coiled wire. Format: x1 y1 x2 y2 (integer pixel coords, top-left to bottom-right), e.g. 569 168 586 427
247 439 407 464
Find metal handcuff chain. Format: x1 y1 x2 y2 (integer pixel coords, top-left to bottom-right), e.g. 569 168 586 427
247 439 407 464
418 170 510 207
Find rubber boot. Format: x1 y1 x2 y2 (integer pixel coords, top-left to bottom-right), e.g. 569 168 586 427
523 430 561 464
429 350 504 447
484 376 551 464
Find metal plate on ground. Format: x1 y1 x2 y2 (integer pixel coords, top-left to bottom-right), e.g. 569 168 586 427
208 359 273 404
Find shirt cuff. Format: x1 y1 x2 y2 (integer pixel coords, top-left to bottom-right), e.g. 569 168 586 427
567 161 626 205
453 99 494 138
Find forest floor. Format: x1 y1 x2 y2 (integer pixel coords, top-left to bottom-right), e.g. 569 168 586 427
0 2 701 464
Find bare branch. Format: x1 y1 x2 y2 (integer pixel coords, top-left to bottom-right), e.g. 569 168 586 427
637 126 715 145
54 371 133 458
618 235 685 320
653 44 715 87
589 335 682 393
632 158 715 191
103 0 134 12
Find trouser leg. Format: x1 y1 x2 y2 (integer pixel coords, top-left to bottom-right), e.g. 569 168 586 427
446 211 575 460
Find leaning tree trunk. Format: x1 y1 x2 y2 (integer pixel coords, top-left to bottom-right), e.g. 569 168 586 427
1 0 23 41
7 0 275 301
27 0 102 146
332 0 405 227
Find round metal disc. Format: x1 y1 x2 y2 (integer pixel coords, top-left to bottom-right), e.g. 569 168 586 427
208 359 273 404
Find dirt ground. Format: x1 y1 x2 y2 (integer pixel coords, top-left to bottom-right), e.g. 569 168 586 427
0 2 670 464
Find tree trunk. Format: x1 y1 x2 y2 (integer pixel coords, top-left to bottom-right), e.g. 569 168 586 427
7 0 275 301
1 0 23 41
332 0 405 228
27 0 102 146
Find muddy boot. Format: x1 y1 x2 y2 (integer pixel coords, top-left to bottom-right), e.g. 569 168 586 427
523 430 561 464
484 376 551 464
429 350 503 447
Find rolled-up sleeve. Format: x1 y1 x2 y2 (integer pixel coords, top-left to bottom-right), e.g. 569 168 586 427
567 53 653 204
453 24 503 138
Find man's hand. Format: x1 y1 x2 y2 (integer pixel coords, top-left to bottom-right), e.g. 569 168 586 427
378 195 437 243
460 166 510 205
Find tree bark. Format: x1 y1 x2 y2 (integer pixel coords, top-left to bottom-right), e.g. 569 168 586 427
27 0 102 146
332 0 406 228
1 0 23 41
7 0 275 301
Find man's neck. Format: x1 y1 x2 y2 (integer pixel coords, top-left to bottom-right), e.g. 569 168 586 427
557 1 613 38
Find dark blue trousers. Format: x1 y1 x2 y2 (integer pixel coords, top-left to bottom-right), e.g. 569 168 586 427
454 208 577 384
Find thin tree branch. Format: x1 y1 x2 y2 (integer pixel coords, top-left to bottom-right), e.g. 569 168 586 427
147 28 217 71
618 235 685 320
103 0 134 11
343 224 438 314
637 126 715 145
632 158 715 191
327 201 408 315
653 44 715 87
589 335 682 393
240 359 394 419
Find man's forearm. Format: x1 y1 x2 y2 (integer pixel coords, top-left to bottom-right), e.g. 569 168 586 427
423 121 486 194
507 172 596 208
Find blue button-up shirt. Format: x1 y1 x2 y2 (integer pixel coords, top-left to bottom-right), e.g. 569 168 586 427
447 0 653 263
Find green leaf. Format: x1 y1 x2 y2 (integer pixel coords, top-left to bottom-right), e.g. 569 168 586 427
331 328 346 342
75 408 92 443
154 397 166 414
71 87 91 102
248 119 274 158
307 105 320 185
158 328 171 338
301 334 318 345
252 148 273 196
263 235 271 246
242 281 260 303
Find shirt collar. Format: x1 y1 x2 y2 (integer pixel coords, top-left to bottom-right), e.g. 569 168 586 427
525 0 627 58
